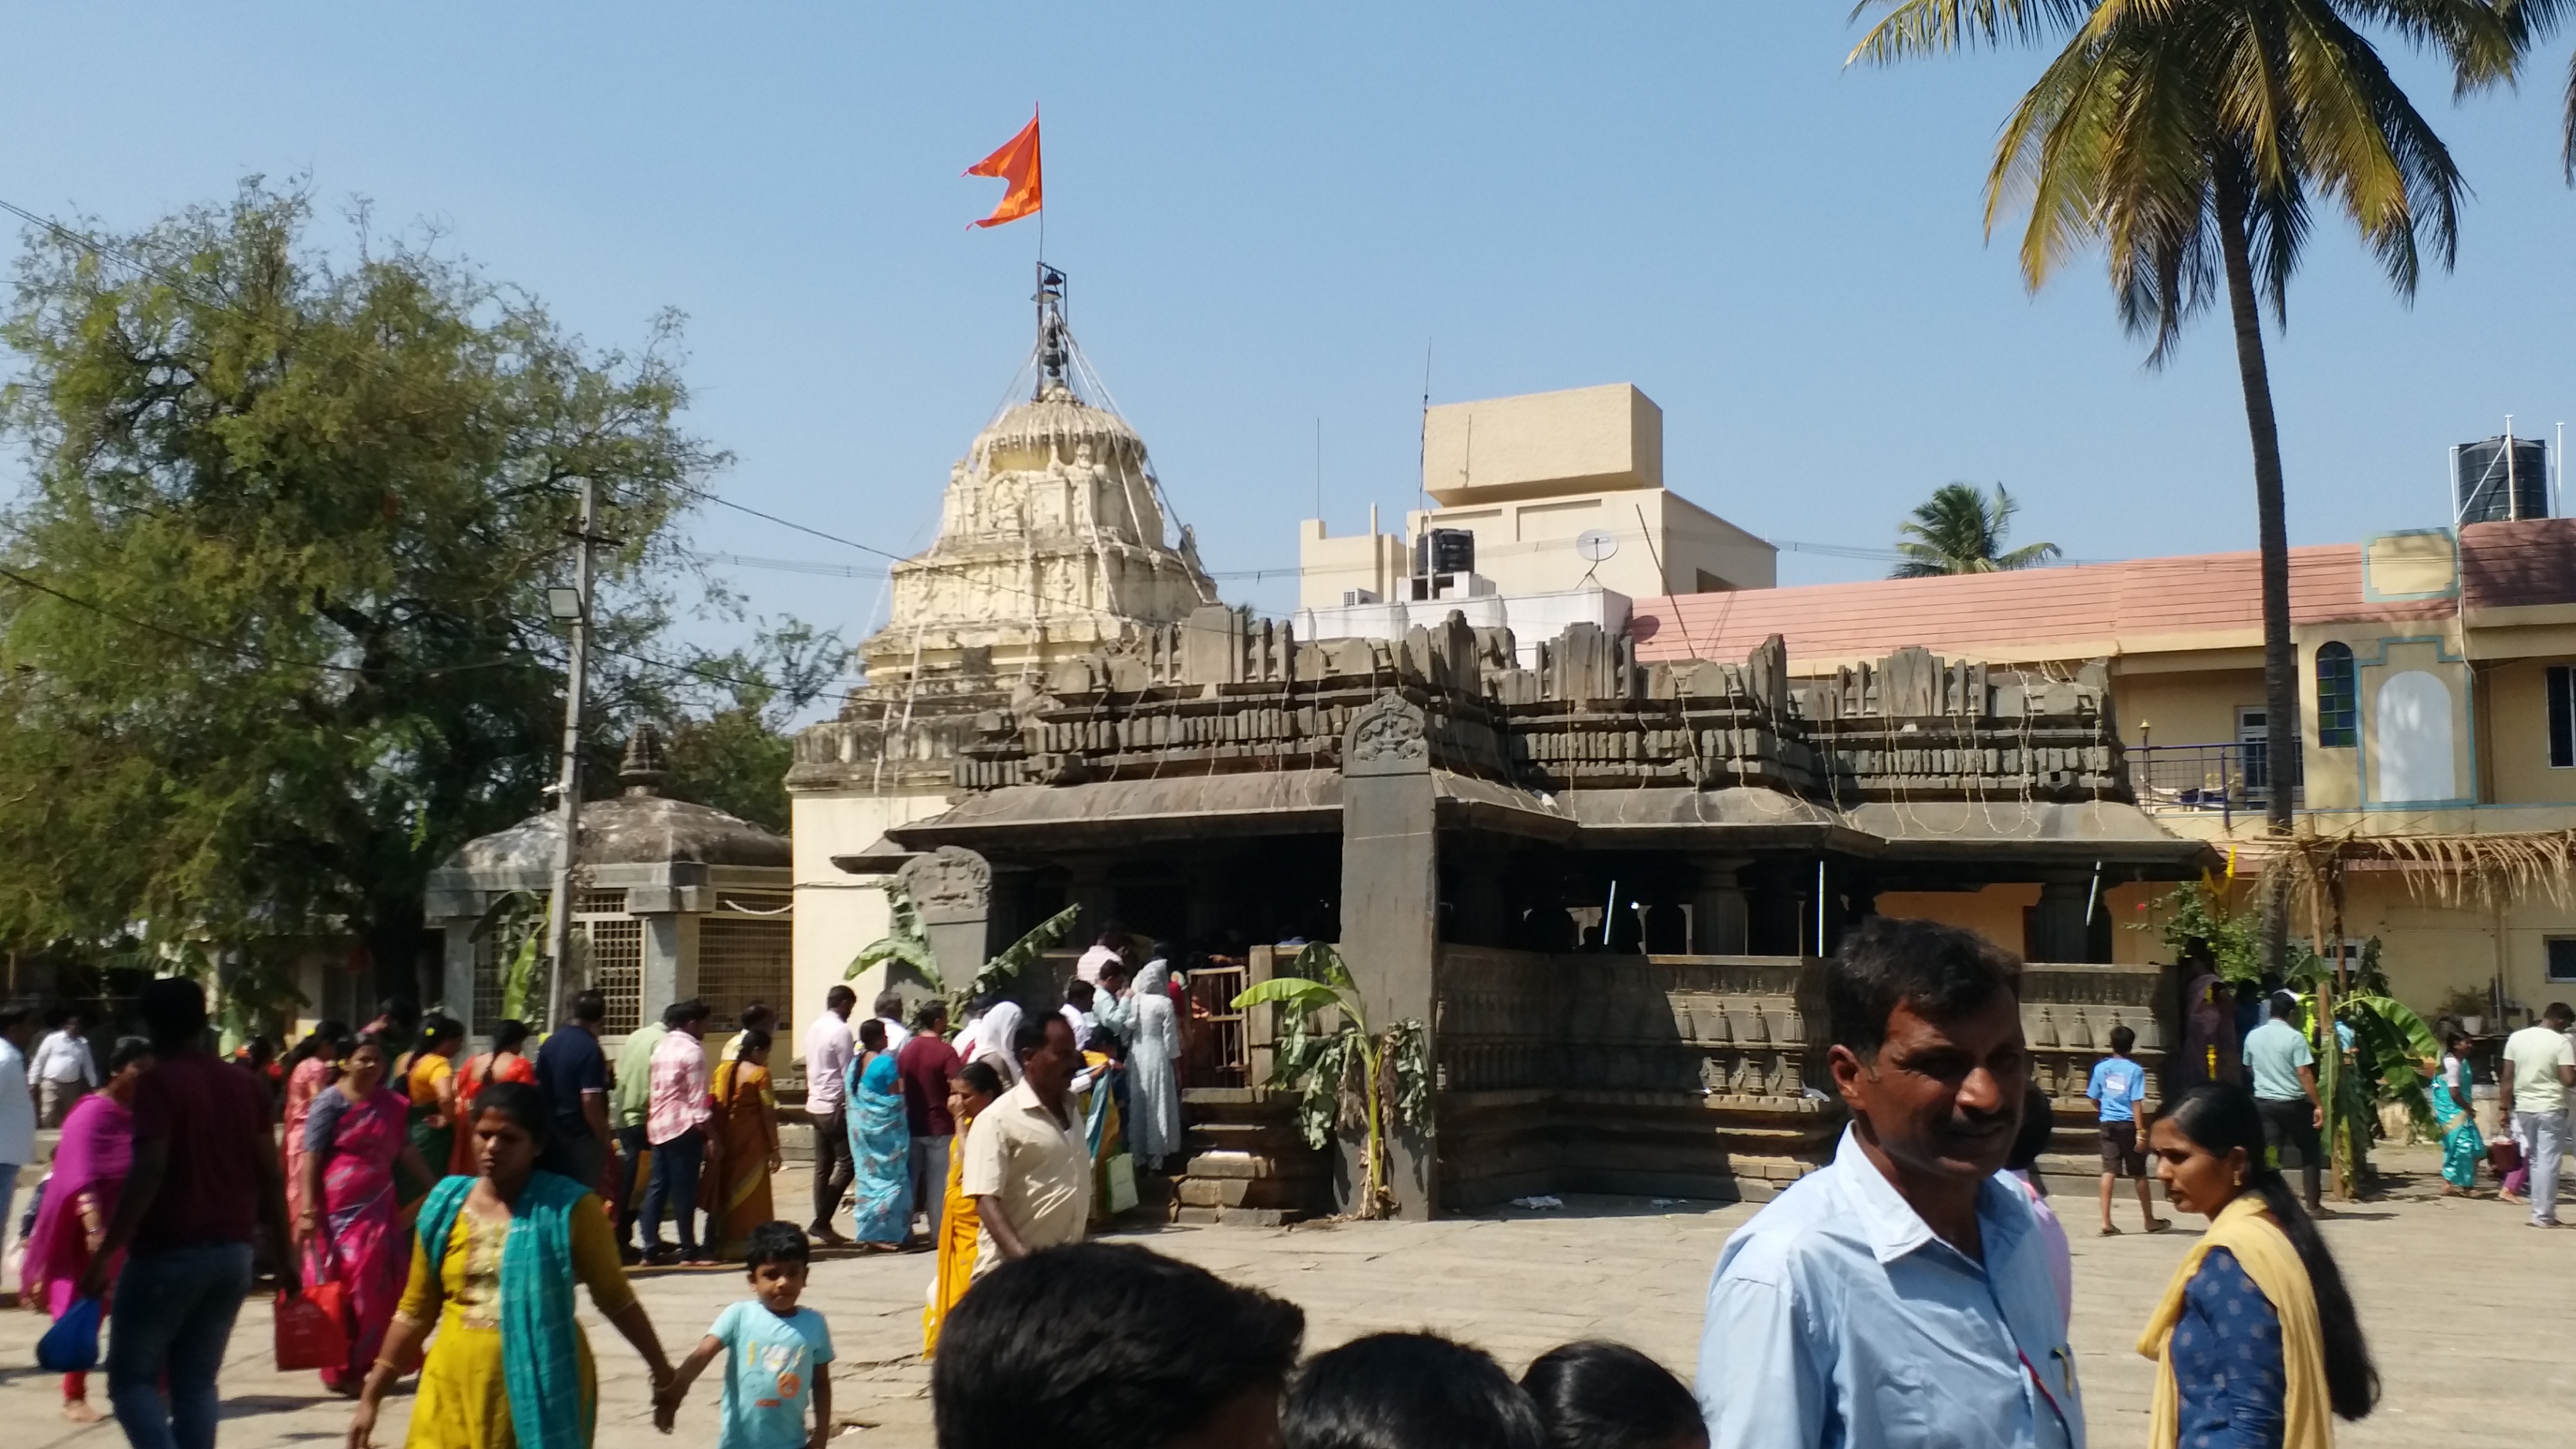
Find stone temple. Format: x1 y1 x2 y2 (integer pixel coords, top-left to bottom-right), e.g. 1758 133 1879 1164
789 280 2214 1224
790 270 1220 1003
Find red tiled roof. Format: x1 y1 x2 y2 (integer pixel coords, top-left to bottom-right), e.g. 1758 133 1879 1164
2462 517 2576 610
1627 522 2576 666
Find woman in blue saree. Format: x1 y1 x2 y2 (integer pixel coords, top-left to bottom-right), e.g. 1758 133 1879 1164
2429 1029 2485 1195
845 1017 913 1249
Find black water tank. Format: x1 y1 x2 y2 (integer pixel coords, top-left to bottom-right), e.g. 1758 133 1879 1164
2455 435 2550 523
1413 527 1475 576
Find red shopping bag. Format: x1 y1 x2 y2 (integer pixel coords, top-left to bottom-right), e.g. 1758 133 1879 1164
273 1284 351 1372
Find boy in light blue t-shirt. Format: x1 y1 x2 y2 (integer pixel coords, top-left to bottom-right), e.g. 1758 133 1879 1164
2085 1024 2168 1237
660 1220 835 1449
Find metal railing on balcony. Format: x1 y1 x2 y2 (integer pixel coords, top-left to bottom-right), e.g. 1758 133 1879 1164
2128 741 2303 818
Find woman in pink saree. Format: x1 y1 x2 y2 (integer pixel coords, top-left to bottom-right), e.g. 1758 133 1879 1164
23 1036 152 1423
295 1033 441 1395
280 1020 353 1226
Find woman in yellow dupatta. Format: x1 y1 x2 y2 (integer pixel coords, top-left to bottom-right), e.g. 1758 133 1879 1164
2139 1083 2379 1449
698 1027 781 1261
921 1060 1005 1357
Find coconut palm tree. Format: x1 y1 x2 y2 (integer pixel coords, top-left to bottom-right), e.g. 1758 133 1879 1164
1891 482 2061 577
1848 1 2512 866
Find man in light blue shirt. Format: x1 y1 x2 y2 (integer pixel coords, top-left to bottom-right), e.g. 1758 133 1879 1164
2243 990 2324 1213
1699 918 2081 1449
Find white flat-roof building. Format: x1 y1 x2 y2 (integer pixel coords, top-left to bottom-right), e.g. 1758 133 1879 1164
1295 383 1773 654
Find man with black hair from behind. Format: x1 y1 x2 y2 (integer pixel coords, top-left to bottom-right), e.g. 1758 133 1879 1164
933 1241 1303 1449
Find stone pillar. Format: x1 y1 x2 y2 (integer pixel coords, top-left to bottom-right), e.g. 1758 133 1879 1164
1339 690 1439 1219
437 921 479 1039
901 846 996 998
1690 859 1751 955
640 913 685 1025
2026 879 2105 963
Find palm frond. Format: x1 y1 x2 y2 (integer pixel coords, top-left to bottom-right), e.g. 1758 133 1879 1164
1848 0 2093 64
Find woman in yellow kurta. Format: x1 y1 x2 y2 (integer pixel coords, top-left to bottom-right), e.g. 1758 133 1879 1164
345 1082 678 1449
921 1060 1004 1357
697 1028 781 1261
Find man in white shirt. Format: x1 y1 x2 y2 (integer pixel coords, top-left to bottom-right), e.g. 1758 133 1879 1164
29 1008 99 1128
874 989 912 1054
2501 1002 2576 1228
0 1005 37 1259
803 986 858 1246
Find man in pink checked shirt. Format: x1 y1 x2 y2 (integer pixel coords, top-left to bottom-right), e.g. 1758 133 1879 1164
640 998 721 1264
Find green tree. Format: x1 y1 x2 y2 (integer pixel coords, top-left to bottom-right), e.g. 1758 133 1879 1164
1850 0 2511 966
1891 481 2060 577
0 179 724 1002
660 617 847 833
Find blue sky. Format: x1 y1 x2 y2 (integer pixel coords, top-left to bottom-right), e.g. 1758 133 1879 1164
6 3 2575 675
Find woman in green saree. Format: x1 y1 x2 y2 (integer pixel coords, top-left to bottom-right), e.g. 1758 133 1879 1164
2428 1029 2485 1196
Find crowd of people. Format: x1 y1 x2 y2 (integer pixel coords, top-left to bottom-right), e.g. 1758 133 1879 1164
0 912 2490 1447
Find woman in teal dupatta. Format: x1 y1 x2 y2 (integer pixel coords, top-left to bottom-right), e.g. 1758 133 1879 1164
2429 1029 2485 1195
345 1083 677 1449
846 1017 913 1248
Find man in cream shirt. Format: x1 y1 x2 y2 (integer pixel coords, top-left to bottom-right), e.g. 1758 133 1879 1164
2502 1002 2576 1228
959 1012 1090 1276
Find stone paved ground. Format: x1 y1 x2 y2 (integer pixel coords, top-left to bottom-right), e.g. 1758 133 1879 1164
4 1147 2568 1447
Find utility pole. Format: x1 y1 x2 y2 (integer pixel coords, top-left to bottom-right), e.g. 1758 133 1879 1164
543 475 601 1032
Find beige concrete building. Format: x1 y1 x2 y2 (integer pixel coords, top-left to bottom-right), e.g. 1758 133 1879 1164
1296 383 1775 614
1633 517 2576 1023
786 278 1218 1029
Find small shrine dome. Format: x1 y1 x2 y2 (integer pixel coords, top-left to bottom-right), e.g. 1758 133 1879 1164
443 724 789 874
423 724 794 1045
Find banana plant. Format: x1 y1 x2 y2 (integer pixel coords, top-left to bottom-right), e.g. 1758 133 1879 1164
1232 943 1429 1220
958 904 1083 1020
467 890 551 1026
2288 939 2440 1200
847 880 935 982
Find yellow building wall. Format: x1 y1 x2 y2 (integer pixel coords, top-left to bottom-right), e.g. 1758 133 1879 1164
1872 883 2162 964
2114 669 2262 750
2478 658 2576 806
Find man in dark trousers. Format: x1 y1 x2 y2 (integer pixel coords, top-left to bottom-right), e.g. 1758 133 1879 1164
536 989 615 1192
82 977 296 1449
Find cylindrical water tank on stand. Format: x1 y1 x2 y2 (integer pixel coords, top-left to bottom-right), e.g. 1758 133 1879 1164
2454 435 2550 523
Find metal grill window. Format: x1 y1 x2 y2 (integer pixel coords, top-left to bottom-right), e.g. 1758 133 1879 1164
2315 643 2357 749
577 890 627 915
470 932 503 1032
585 917 646 1035
698 917 793 1037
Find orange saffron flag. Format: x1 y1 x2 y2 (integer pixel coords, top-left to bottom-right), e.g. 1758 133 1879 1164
965 109 1043 229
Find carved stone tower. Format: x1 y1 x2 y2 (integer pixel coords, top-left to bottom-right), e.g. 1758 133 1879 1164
788 269 1225 1015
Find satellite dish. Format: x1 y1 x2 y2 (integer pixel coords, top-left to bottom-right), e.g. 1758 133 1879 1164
1575 528 1619 564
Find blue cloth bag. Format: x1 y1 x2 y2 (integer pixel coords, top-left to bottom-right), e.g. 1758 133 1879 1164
37 1295 102 1372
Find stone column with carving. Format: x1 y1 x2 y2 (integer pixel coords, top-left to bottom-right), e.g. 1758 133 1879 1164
1338 690 1439 1218
901 846 996 1001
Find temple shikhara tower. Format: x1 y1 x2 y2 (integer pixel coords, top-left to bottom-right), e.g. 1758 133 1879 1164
789 268 1219 1004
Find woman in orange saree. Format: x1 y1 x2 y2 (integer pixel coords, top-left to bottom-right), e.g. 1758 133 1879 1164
921 1060 1003 1357
697 1028 780 1261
